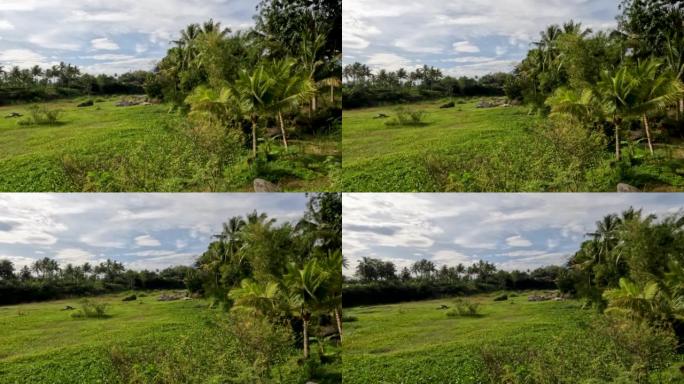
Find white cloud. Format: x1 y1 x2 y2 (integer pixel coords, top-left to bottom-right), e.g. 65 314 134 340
505 235 532 247
55 248 99 265
135 235 161 247
0 49 51 67
176 240 188 249
0 20 15 30
366 53 415 72
91 37 120 51
453 41 480 53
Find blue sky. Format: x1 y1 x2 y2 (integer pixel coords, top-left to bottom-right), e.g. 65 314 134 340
0 193 307 271
343 0 619 76
343 194 684 276
0 0 259 74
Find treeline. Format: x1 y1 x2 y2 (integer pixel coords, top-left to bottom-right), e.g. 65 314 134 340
561 208 684 341
0 63 150 105
144 0 342 158
0 258 191 305
186 192 342 360
343 257 562 307
342 63 509 109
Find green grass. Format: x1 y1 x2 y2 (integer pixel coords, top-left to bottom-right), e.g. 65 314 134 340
342 293 684 383
342 98 684 191
0 291 340 383
0 97 340 191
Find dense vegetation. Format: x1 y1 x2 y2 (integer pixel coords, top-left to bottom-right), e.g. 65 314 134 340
343 257 561 307
0 0 342 191
342 0 684 192
342 63 509 109
0 193 342 382
343 207 684 382
0 63 149 105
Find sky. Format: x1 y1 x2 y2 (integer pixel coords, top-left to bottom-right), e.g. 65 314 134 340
343 0 619 77
0 0 259 74
0 193 307 271
343 193 684 277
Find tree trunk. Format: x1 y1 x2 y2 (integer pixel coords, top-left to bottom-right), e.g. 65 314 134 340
330 85 334 104
615 123 621 161
278 111 288 151
643 114 654 155
251 116 257 158
312 96 317 113
302 316 310 359
334 307 343 341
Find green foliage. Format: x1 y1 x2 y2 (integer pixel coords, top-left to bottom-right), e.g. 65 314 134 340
385 106 429 127
71 299 109 319
17 105 63 126
446 299 481 317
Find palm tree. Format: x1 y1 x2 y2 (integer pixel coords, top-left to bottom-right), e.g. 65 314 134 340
664 34 684 119
321 250 344 340
232 66 278 157
631 58 684 154
299 30 326 115
265 58 315 150
598 65 640 160
229 278 281 318
283 260 329 359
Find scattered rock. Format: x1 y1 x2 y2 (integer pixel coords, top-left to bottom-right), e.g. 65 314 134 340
77 100 94 107
373 113 389 119
527 295 550 302
439 101 455 109
158 293 184 301
254 178 281 192
4 112 22 118
122 294 137 301
617 183 640 193
437 304 449 310
493 294 508 301
62 305 75 311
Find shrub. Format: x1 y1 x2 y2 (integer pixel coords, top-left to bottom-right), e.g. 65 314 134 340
385 107 429 127
493 294 508 301
447 299 481 317
18 105 63 126
122 294 136 302
71 299 109 319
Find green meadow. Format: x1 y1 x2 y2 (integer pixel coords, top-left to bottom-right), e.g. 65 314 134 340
342 293 684 384
0 291 338 384
342 98 684 192
0 97 340 192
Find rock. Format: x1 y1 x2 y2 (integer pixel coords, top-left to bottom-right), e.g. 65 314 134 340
122 294 137 301
439 101 455 109
493 294 508 301
158 293 184 301
617 183 640 192
527 295 550 302
254 178 281 192
373 113 389 119
77 100 94 107
437 304 449 310
4 112 22 118
62 305 75 311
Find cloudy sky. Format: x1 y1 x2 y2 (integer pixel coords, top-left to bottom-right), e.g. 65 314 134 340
343 0 619 76
0 193 306 271
0 0 258 74
343 193 684 276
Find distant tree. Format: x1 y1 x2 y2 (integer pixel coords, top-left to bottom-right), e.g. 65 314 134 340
0 259 15 280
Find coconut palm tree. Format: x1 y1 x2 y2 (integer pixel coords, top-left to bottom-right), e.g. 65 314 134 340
299 30 326 115
598 65 640 160
232 66 278 157
664 34 684 119
283 259 329 359
265 58 315 150
631 58 684 154
229 278 281 318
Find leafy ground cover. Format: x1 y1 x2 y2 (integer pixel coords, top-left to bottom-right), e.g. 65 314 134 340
0 291 340 383
342 98 684 192
342 292 684 384
0 97 340 192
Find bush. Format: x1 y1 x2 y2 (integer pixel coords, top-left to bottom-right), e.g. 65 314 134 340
385 107 428 127
493 294 508 301
71 299 109 319
18 105 63 126
122 294 136 301
447 299 481 317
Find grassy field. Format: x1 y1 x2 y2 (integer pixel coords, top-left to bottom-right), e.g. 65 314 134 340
0 291 340 383
342 293 684 383
0 97 340 192
342 98 684 192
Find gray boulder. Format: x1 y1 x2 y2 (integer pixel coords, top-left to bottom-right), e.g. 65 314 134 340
617 183 640 192
254 178 281 192
4 112 22 118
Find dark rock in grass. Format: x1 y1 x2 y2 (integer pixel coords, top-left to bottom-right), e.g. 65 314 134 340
437 304 449 310
617 183 640 192
254 178 281 192
440 101 455 109
122 294 137 301
373 113 389 119
62 305 75 310
4 112 22 118
77 100 94 107
527 295 550 302
493 294 508 301
158 294 182 301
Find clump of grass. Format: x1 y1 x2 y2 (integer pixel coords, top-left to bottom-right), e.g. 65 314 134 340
446 299 481 317
342 315 358 323
385 107 428 127
17 105 63 126
71 299 109 319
